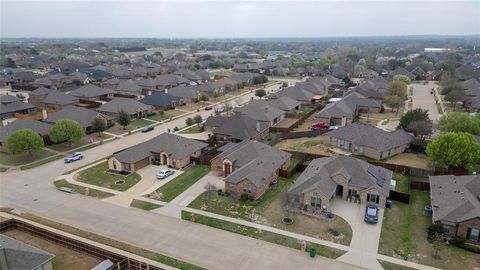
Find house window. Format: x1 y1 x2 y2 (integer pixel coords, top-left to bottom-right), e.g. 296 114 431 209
124 163 131 171
367 194 379 204
154 153 161 162
310 196 321 207
243 188 252 193
466 228 480 241
113 160 117 170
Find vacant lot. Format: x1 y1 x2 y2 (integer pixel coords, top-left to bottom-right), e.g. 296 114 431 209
3 230 101 270
0 149 56 166
189 176 352 246
76 161 141 191
275 136 336 156
379 191 480 270
384 153 433 170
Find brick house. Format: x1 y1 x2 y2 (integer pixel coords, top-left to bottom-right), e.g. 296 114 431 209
429 175 480 245
288 157 392 212
211 140 291 199
209 114 270 143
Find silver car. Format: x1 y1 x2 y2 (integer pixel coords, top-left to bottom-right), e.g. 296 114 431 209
156 169 175 179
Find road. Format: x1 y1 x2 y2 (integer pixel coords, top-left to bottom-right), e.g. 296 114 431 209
0 80 364 270
410 82 442 123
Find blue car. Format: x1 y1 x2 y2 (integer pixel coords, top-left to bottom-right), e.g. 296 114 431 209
364 204 379 224
142 126 154 133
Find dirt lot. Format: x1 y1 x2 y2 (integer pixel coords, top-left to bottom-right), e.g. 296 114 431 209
274 117 299 128
383 153 433 170
275 136 337 156
3 230 101 270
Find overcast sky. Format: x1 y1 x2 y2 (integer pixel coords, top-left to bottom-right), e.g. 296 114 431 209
1 0 479 38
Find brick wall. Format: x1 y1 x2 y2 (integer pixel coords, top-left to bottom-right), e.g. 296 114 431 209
457 218 480 244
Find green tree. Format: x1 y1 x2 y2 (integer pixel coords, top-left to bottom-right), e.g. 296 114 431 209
383 95 404 113
385 80 408 99
255 89 267 99
392 75 411 85
193 115 203 125
91 117 107 137
198 92 209 104
398 108 430 130
438 112 480 135
212 91 221 100
185 117 194 126
252 75 268 85
116 110 131 130
6 129 44 156
426 132 480 168
49 119 84 145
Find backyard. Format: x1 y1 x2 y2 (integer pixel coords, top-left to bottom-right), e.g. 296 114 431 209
188 175 353 246
275 136 336 156
379 191 480 270
76 161 142 192
383 153 433 170
147 165 210 202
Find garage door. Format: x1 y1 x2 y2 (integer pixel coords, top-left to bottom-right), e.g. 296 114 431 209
134 157 150 171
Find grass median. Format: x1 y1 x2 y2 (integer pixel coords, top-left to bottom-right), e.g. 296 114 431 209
130 199 162 211
53 179 114 199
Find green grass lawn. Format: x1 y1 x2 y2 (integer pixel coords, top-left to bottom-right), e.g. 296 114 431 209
146 110 184 122
0 167 9 172
77 161 141 192
392 172 409 194
148 165 210 202
287 157 301 171
179 125 203 134
379 191 480 269
130 199 162 211
128 118 156 129
261 132 277 144
20 155 64 170
378 261 415 270
0 149 56 166
181 210 345 259
53 179 114 199
298 107 313 116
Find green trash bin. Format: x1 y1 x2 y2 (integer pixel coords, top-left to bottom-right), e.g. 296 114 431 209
309 247 317 258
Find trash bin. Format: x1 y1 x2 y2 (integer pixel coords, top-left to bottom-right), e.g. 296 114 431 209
309 247 316 258
385 200 392 208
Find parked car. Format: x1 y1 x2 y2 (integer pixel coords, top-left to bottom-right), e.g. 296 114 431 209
364 204 379 224
328 125 340 130
156 168 175 179
64 152 83 163
204 106 213 111
215 106 225 113
11 89 19 93
310 122 330 130
142 126 154 133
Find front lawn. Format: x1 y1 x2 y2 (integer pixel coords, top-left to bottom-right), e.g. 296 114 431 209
20 154 64 170
378 261 415 270
189 175 352 246
379 191 480 269
76 161 141 192
148 165 210 202
53 179 113 199
128 118 156 129
130 199 162 211
0 149 56 166
147 110 184 122
179 125 203 134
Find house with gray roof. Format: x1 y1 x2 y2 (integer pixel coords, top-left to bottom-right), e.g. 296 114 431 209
211 113 270 142
324 123 413 160
270 86 315 105
97 98 153 119
69 84 114 101
0 234 55 270
233 101 285 126
45 106 113 133
113 80 142 97
154 74 190 90
108 133 207 172
429 175 480 245
265 96 302 112
0 95 37 118
139 91 183 110
39 90 79 110
28 87 52 108
288 156 392 212
167 85 200 103
211 140 291 199
0 118 52 152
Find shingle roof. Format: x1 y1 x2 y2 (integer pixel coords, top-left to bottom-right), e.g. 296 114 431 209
69 84 113 98
29 87 51 96
270 86 314 102
216 140 291 187
113 133 207 163
317 92 380 119
0 96 36 115
0 118 51 142
234 101 285 123
213 114 269 141
325 123 413 152
204 115 229 128
139 92 181 107
429 175 480 223
265 96 301 111
114 80 142 94
167 85 200 99
462 78 480 91
288 156 392 198
41 90 78 105
0 234 55 270
46 106 111 128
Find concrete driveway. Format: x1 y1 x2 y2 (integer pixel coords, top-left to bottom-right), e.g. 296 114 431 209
331 200 384 270
126 165 184 196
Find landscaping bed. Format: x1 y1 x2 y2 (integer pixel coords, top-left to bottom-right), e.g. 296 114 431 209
379 191 480 270
54 179 114 199
76 161 141 192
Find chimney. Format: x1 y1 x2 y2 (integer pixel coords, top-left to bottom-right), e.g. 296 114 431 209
42 109 48 120
256 121 261 132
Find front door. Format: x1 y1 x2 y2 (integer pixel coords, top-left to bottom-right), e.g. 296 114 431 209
336 185 343 197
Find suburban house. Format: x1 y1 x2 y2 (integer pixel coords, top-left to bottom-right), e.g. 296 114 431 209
270 86 315 105
167 85 201 103
113 80 143 97
45 106 113 133
28 87 52 108
323 123 413 160
97 98 153 119
288 156 392 211
0 95 37 118
0 234 55 270
108 133 207 172
265 96 302 113
429 175 480 245
390 67 415 80
316 92 381 126
353 77 389 101
139 91 184 110
154 74 190 90
233 101 285 126
209 113 270 142
37 90 79 110
69 84 114 101
0 118 52 152
103 78 120 89
211 140 291 199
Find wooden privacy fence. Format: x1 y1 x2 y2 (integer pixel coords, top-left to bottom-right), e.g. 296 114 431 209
388 190 410 204
0 219 166 270
269 103 325 133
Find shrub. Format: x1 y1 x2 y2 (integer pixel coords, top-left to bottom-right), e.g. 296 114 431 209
147 111 157 116
158 110 165 115
450 235 466 246
427 224 445 241
173 127 179 132
240 193 254 202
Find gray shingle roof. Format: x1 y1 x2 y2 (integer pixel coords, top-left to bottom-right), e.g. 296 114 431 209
234 101 285 123
317 92 380 119
113 133 207 163
0 234 55 270
265 96 301 111
167 85 200 100
288 156 392 198
462 78 480 91
41 90 78 105
139 92 181 107
69 84 113 98
46 106 111 128
0 118 51 142
216 140 291 187
429 175 480 223
98 98 152 115
114 80 142 94
0 96 36 115
29 87 51 96
213 114 269 141
270 86 314 102
325 123 413 152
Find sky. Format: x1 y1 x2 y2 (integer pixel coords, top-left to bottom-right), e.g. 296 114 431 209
1 0 479 38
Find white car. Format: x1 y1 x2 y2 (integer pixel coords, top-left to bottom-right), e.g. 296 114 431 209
64 152 83 163
215 106 225 113
156 169 175 179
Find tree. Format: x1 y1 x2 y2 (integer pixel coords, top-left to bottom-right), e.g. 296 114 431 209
392 75 411 85
398 108 430 130
255 89 266 99
383 95 404 113
407 120 432 140
6 129 44 156
444 89 464 110
385 80 408 99
185 117 194 126
116 110 131 130
198 92 209 104
212 91 221 100
426 132 480 168
252 75 268 85
6 58 16 68
438 112 480 135
91 117 107 137
49 119 84 145
193 115 202 125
